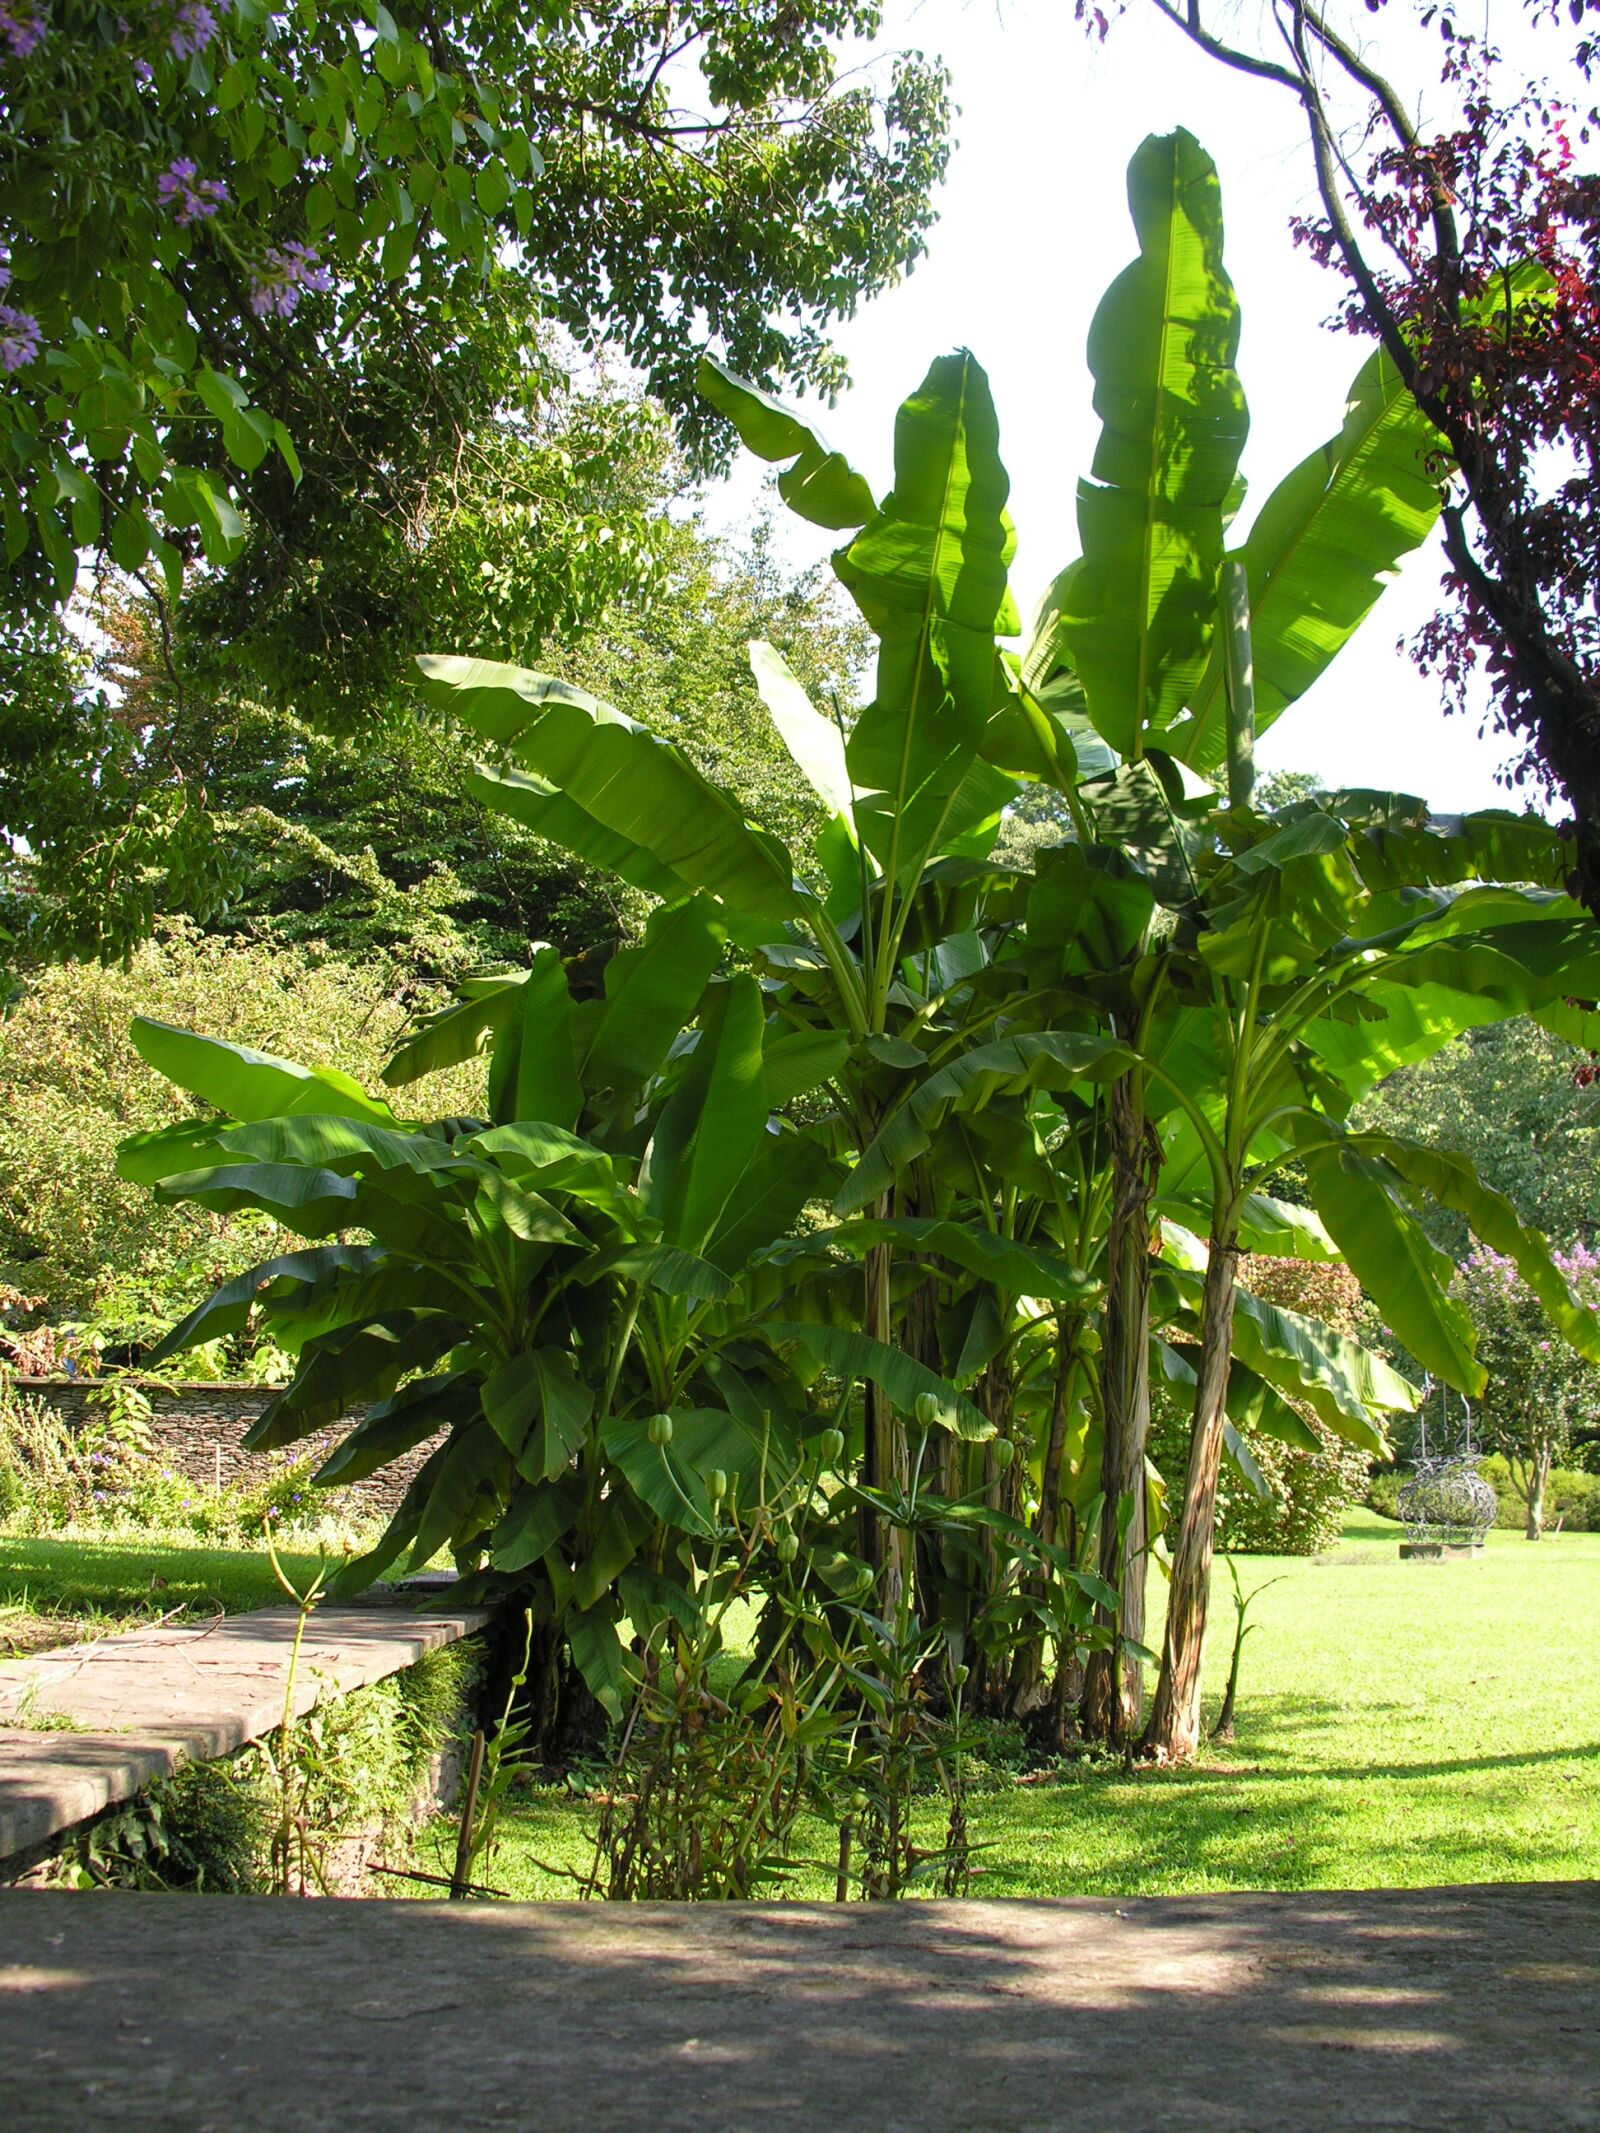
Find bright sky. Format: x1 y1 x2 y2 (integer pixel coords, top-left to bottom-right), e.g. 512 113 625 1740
710 0 1545 813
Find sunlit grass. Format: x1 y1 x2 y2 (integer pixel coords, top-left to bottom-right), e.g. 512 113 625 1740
0 1532 330 1652
460 1510 1600 1900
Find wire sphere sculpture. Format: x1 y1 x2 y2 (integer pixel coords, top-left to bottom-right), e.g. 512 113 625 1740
1398 1383 1498 1548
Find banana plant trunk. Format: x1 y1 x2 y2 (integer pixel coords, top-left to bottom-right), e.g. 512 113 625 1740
862 1219 911 1612
1141 1233 1239 1762
1082 1073 1158 1743
1006 1319 1081 1722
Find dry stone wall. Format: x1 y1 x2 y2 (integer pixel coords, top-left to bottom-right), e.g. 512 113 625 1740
25 1380 440 1518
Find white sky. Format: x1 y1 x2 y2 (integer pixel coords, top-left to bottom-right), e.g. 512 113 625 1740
707 0 1555 813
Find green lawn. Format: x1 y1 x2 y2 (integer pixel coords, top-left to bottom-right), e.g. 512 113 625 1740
452 1510 1600 1900
0 1533 330 1653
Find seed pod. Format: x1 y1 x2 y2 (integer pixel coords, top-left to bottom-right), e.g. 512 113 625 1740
776 1530 800 1564
951 1662 970 1689
914 1390 942 1428
991 1436 1015 1472
850 1789 870 1815
706 1467 728 1502
818 1427 845 1466
647 1412 674 1447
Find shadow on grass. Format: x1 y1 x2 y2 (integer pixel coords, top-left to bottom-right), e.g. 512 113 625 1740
0 1880 1594 2130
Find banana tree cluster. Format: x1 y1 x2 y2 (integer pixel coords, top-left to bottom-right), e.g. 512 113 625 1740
121 128 1600 1767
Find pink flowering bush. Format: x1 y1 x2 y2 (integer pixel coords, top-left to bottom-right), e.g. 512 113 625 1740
1452 1242 1600 1537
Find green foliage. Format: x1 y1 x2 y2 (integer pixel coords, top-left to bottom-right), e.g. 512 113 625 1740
1355 1021 1600 1257
0 930 486 1337
1 1 951 630
1451 1243 1600 1527
108 127 1600 1795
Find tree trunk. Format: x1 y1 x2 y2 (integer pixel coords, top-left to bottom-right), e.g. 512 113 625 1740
862 1226 910 1611
1007 1326 1082 1724
1141 1234 1239 1764
971 1354 1020 1716
1525 1444 1552 1540
1082 1074 1158 1743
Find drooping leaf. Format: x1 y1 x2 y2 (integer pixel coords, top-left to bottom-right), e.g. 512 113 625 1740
580 895 724 1098
419 655 798 920
703 1125 828 1276
567 1605 631 1721
489 1470 584 1573
380 975 524 1091
697 356 877 530
761 1321 991 1440
748 639 856 819
311 1370 478 1484
252 1320 461 1448
131 1019 399 1127
644 974 769 1252
1344 1130 1600 1367
406 1417 507 1568
1298 1140 1482 1391
144 1245 383 1365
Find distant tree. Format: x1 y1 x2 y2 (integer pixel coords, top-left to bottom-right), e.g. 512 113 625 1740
0 1 949 951
2 504 868 969
1356 1019 1599 1255
1454 1242 1600 1536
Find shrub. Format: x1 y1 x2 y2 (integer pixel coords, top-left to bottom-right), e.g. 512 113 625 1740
55 1641 478 1894
0 926 488 1356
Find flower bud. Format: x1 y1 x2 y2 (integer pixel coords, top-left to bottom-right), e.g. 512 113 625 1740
914 1391 942 1428
991 1436 1015 1472
706 1467 728 1502
818 1427 845 1467
775 1530 800 1564
647 1412 674 1447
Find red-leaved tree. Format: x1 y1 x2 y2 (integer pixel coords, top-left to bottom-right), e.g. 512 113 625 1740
1100 0 1600 914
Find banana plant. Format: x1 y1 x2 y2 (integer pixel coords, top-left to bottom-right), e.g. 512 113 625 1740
987 126 1448 1739
115 923 986 1750
422 349 1045 1612
1129 793 1600 1758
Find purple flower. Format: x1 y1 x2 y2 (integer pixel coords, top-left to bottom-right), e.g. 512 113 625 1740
169 1 216 60
248 241 334 319
156 157 228 227
0 305 41 372
133 55 153 83
0 4 45 61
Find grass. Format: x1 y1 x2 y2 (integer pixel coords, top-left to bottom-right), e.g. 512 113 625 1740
455 1509 1600 1901
0 1532 331 1654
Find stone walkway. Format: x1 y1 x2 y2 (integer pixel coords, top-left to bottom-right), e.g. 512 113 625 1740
1 1881 1594 2131
0 1595 489 1865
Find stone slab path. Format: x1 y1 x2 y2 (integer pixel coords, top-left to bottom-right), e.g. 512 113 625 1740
1 1881 1594 2132
0 1596 489 1865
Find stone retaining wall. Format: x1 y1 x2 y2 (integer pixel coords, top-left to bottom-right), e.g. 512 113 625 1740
21 1379 440 1517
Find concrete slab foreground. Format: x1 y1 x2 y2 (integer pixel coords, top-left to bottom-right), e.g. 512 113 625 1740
1 1881 1594 2132
0 1597 489 1863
